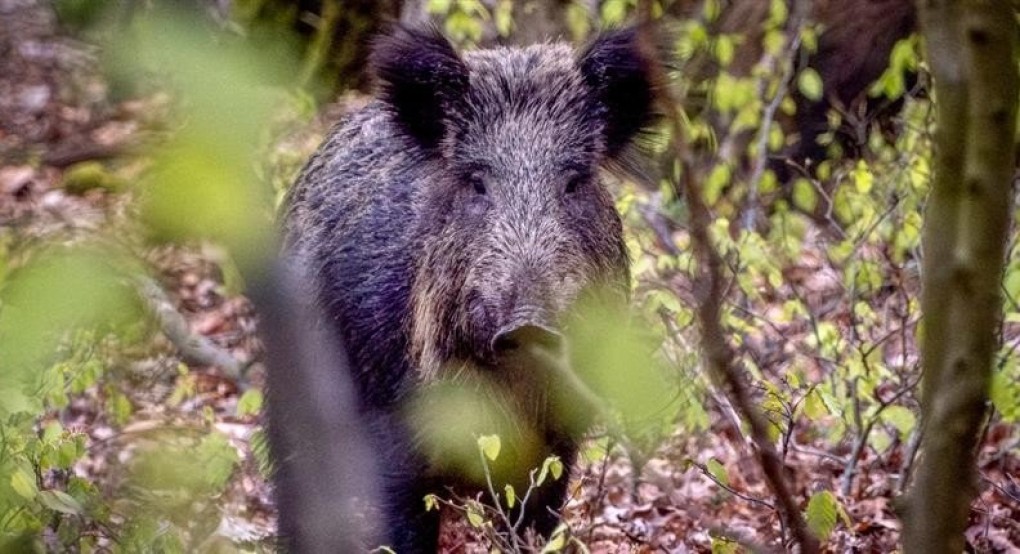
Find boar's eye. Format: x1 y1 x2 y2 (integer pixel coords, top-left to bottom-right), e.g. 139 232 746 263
565 174 587 194
468 174 487 195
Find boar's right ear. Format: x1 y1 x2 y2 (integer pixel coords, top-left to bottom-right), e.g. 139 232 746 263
578 27 656 159
370 26 470 151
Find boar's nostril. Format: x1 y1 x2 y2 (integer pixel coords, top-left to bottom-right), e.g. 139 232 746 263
492 324 563 353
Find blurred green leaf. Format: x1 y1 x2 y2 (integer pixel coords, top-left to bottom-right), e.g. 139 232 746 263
805 490 840 540
424 494 439 512
466 502 485 528
0 246 139 402
881 405 916 437
715 35 735 67
601 0 630 26
408 378 542 486
852 160 874 194
10 467 37 500
798 68 824 102
109 7 292 270
563 295 678 437
792 178 818 214
477 434 501 462
991 359 1020 422
37 490 83 515
428 0 453 14
494 0 513 36
236 389 263 417
706 458 729 487
540 525 568 553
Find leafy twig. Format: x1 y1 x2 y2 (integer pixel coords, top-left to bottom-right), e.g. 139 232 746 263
634 5 819 552
693 461 776 511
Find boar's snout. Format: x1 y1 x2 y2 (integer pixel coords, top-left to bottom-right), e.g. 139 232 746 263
473 275 566 357
492 321 563 354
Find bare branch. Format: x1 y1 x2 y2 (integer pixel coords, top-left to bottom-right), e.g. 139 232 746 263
634 4 819 552
136 276 247 380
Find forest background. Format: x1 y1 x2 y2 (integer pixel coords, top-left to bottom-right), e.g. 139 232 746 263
1 0 1019 552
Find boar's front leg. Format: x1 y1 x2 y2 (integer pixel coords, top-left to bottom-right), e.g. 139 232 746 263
371 410 440 554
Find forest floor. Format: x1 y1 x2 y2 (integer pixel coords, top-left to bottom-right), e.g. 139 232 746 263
2 1 1019 552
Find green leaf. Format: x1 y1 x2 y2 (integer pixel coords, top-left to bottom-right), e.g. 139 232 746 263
107 387 133 426
768 126 785 152
57 437 83 469
549 457 563 480
38 490 83 515
236 389 263 417
427 0 452 14
536 455 563 487
768 0 789 26
195 432 240 489
991 367 1020 422
565 3 591 41
715 35 735 66
763 29 785 56
803 389 830 419
800 27 819 53
704 164 731 205
600 0 629 25
706 458 729 487
0 386 36 416
494 0 513 37
504 484 516 508
10 467 37 500
424 494 439 512
792 178 819 213
711 536 740 554
41 421 63 444
536 455 564 488
852 160 874 193
798 68 824 102
0 247 139 378
477 434 501 462
702 0 720 21
881 405 916 437
540 525 569 553
466 503 485 528
805 490 840 540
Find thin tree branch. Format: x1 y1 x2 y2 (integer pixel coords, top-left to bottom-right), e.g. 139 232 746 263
744 24 803 231
136 276 247 380
634 4 818 553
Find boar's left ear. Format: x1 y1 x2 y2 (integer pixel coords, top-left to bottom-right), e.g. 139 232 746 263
370 25 470 151
578 27 657 158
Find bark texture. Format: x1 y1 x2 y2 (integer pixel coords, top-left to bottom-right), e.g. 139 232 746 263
904 0 1018 552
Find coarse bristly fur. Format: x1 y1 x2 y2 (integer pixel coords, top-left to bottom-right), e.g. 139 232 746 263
280 24 658 553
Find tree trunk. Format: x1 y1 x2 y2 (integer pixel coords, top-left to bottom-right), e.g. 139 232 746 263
903 1 1018 552
251 262 379 552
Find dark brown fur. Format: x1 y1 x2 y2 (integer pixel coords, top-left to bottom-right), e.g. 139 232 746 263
703 0 918 178
280 25 656 553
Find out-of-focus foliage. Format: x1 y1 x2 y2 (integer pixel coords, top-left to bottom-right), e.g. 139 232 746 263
427 0 496 44
232 0 400 96
109 9 286 268
1 3 296 550
6 0 1020 551
420 435 576 552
